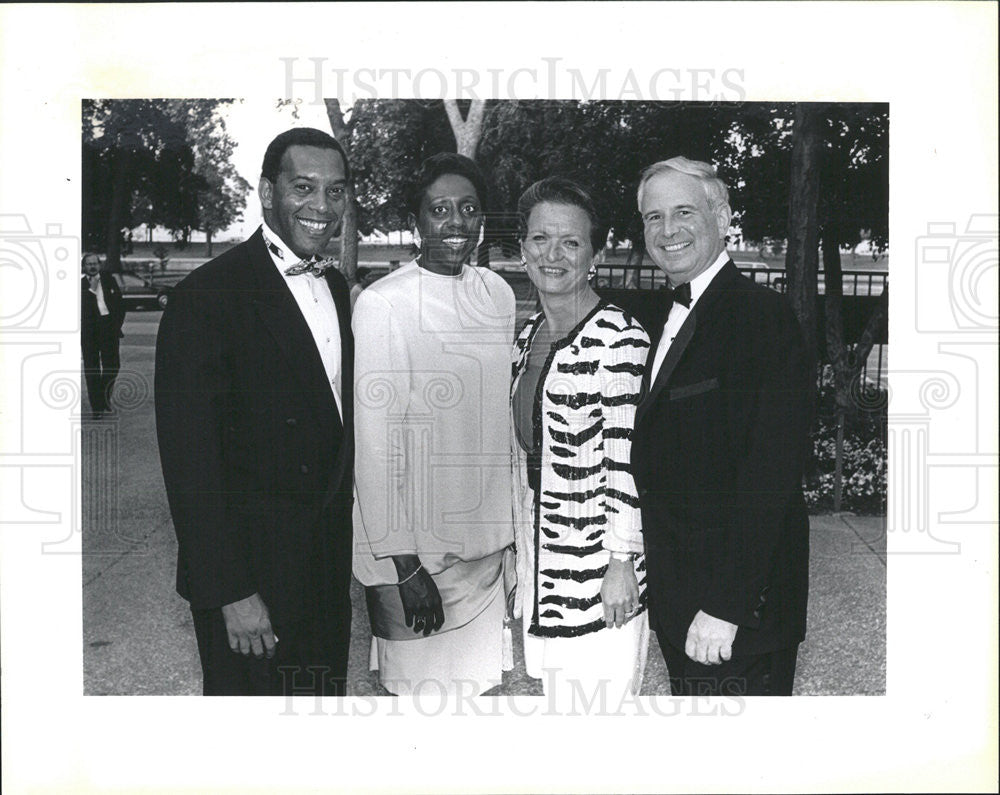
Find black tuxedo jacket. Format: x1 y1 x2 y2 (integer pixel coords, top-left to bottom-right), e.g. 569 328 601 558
632 260 811 657
81 272 125 334
154 229 354 626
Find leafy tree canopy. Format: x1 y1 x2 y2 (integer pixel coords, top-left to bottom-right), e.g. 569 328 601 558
338 100 887 258
82 99 249 258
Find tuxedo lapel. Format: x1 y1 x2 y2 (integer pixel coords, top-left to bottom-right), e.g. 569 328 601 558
321 266 354 496
322 267 353 428
636 259 740 426
639 294 670 396
245 231 341 440
636 309 697 427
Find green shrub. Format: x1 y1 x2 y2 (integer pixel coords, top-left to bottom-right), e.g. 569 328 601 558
804 366 887 515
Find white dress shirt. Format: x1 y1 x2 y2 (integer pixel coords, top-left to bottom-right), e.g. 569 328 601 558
648 250 730 384
261 222 343 418
88 275 110 316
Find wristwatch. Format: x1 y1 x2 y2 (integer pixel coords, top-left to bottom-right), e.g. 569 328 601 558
609 551 636 563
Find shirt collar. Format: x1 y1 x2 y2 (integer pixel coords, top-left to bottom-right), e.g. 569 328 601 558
686 249 730 307
260 221 299 269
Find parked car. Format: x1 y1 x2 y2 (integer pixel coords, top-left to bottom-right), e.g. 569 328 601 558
114 268 182 310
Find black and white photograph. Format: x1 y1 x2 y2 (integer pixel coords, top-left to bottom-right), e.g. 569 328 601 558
1 3 996 793
77 97 889 702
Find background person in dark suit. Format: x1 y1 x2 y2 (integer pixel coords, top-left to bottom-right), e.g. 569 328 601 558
632 157 811 696
155 128 355 696
81 252 125 419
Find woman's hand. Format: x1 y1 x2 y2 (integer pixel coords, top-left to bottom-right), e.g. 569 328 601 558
600 557 640 629
392 554 445 636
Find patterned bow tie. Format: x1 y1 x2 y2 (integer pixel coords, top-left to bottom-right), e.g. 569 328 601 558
283 257 338 277
666 281 692 309
263 229 337 278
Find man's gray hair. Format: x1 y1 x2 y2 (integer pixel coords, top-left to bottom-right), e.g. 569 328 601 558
637 156 730 212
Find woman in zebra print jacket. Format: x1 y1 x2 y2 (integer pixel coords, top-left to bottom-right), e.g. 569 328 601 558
511 177 651 702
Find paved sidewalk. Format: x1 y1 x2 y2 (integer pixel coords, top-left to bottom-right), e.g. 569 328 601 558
82 312 886 696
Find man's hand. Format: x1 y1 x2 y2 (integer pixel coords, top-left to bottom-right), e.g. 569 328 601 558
392 555 445 636
685 610 738 665
221 593 276 659
600 557 640 628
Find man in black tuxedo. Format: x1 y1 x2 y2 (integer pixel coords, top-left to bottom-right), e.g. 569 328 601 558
155 128 355 696
81 252 125 419
632 157 811 696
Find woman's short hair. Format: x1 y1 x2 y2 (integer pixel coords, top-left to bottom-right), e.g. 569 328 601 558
261 127 352 184
408 153 489 217
636 156 730 212
517 176 606 253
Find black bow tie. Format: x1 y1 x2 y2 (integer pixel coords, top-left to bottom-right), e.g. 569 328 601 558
666 281 692 309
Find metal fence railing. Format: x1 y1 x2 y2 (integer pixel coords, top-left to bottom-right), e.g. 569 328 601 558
594 263 888 297
591 264 888 391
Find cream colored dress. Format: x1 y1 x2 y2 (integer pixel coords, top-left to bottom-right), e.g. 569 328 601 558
352 261 516 695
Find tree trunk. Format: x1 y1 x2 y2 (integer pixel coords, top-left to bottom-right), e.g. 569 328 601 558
824 237 852 405
104 150 129 273
826 236 889 401
443 99 486 158
340 189 359 284
823 237 850 512
324 98 359 285
443 100 491 269
623 244 639 289
824 238 889 511
623 218 645 289
852 284 889 374
785 103 825 371
206 230 213 258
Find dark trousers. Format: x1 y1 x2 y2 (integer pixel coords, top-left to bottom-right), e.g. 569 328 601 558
658 633 799 696
82 316 121 412
191 604 351 697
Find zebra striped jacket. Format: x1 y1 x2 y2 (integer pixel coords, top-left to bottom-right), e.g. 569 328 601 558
511 302 650 638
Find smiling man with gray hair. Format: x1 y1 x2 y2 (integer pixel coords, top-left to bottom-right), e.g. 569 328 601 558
631 156 812 696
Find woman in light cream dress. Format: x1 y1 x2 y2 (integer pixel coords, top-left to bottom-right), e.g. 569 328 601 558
352 154 516 696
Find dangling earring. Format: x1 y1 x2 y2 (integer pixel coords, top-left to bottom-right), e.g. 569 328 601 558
588 263 597 280
520 254 528 268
